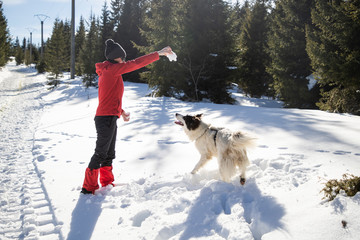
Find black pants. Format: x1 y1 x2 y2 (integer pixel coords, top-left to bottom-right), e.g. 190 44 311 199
88 116 118 169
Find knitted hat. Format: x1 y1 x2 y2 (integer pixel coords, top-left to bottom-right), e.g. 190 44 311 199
105 39 126 61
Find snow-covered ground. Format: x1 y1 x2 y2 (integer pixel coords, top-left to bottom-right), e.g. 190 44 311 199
1 60 360 240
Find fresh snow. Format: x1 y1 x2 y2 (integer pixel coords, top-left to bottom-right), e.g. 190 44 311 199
1 60 360 240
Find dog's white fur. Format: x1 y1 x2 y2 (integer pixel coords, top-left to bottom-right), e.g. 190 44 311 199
175 113 256 184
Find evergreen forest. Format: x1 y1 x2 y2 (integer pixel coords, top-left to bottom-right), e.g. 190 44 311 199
1 0 359 115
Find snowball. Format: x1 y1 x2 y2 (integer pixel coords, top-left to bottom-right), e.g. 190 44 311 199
167 51 177 62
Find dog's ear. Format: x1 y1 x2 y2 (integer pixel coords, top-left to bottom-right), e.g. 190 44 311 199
195 113 203 119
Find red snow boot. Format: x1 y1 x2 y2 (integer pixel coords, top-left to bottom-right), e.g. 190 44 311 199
100 166 114 187
81 168 99 194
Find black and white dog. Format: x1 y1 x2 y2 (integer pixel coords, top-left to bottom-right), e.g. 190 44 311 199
175 113 256 185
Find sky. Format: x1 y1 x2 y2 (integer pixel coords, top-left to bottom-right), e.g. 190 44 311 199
2 0 238 46
2 0 111 45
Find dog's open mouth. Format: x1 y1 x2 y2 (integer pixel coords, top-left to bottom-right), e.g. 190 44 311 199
174 121 184 126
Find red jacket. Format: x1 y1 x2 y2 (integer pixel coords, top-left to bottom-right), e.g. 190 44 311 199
95 52 159 117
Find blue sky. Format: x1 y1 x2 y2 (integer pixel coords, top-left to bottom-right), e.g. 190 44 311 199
2 0 111 45
2 0 237 46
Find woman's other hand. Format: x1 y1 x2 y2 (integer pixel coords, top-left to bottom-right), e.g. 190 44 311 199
122 111 130 122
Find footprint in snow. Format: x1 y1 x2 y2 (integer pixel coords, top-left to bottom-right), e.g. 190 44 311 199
132 210 151 227
37 155 45 162
333 150 351 155
315 149 330 153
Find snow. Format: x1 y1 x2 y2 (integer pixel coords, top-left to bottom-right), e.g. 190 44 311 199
229 84 283 108
1 60 360 240
307 75 317 90
167 51 177 62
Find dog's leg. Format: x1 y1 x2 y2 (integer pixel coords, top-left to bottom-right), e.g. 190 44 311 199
219 158 232 183
240 168 246 185
191 155 211 174
239 153 248 185
219 161 227 182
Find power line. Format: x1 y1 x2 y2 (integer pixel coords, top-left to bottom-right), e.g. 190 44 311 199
26 28 36 65
34 14 50 60
71 0 75 79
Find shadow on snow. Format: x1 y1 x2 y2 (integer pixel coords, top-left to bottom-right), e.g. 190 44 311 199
67 194 104 240
179 179 285 240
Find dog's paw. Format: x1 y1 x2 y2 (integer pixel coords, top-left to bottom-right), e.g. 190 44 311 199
240 178 246 185
191 170 196 174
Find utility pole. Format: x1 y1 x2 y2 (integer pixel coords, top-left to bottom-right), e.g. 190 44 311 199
26 28 36 66
34 14 50 60
70 0 75 79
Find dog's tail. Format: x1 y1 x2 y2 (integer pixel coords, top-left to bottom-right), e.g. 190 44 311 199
231 131 257 149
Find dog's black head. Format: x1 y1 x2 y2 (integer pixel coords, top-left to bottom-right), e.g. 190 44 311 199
175 113 203 131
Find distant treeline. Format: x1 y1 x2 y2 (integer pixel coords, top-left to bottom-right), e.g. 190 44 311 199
1 0 359 115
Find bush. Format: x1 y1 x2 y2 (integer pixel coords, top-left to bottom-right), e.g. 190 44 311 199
316 87 360 116
82 74 97 88
36 59 46 73
321 174 360 201
47 76 60 89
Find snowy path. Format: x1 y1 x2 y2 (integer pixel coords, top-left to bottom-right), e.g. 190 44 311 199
0 62 63 240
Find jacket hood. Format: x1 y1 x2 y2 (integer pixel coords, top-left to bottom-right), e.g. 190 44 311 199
95 61 113 76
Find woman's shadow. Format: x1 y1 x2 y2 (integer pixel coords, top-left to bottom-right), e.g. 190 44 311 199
67 194 105 240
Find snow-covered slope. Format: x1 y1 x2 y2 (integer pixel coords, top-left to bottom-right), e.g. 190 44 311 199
1 61 360 240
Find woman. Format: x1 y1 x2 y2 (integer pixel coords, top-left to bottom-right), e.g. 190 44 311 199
81 39 172 194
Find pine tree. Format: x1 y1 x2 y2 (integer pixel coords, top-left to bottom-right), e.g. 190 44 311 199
23 37 35 66
115 0 146 59
14 37 24 65
181 0 234 103
75 16 86 75
24 38 31 66
0 1 11 67
136 0 184 97
99 1 114 62
24 41 39 66
45 19 68 87
228 0 250 59
63 19 71 72
31 42 40 64
267 0 316 108
229 1 249 39
306 0 360 115
234 0 271 98
113 0 147 82
36 41 47 73
109 0 122 33
81 14 102 88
